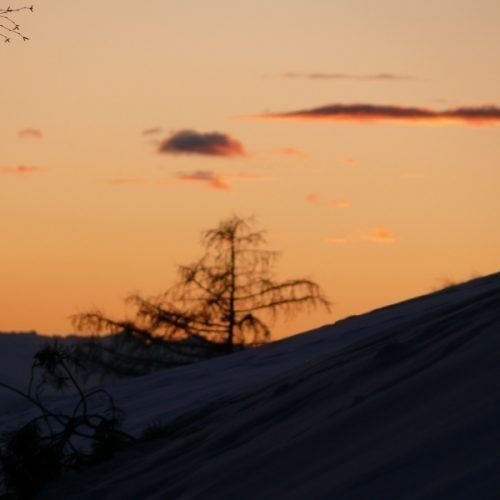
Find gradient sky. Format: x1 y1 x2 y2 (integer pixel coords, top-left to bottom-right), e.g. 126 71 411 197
1 0 499 338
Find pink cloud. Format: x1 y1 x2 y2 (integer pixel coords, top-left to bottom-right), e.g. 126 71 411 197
363 227 396 243
279 147 308 160
340 157 358 167
306 193 350 208
176 170 230 191
18 128 43 139
0 165 46 175
305 193 321 203
332 199 351 208
175 170 273 192
327 227 396 245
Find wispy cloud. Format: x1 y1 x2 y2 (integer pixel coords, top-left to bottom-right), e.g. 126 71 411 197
327 227 396 245
159 130 247 157
176 171 230 191
278 147 308 160
18 128 43 139
175 170 272 192
306 193 350 208
265 72 414 81
332 199 351 208
327 236 348 244
339 157 358 167
246 103 500 126
305 192 321 203
142 127 162 136
0 165 46 175
362 227 396 243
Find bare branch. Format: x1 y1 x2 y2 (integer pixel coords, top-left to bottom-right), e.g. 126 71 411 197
0 5 33 43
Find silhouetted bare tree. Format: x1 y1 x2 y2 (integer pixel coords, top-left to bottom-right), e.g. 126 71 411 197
0 5 33 43
73 216 331 370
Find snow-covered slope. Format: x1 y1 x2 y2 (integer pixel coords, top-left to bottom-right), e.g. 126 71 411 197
7 273 500 498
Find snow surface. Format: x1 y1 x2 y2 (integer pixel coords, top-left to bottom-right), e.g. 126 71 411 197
3 273 500 498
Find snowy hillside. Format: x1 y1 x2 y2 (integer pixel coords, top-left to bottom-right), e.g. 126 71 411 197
3 273 500 499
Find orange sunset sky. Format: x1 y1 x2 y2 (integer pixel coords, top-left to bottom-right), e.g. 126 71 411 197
1 0 499 338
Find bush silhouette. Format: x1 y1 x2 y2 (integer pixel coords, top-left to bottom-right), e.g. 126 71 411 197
0 343 134 499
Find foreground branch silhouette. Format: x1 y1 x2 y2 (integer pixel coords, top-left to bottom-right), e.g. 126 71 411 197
0 343 134 498
0 5 33 43
73 216 331 373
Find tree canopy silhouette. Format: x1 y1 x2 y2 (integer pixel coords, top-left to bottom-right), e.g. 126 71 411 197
0 5 33 43
73 216 331 370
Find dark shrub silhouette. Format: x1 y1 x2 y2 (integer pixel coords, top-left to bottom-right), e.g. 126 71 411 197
0 343 134 499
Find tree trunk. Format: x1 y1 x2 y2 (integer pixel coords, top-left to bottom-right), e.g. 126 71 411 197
227 235 236 351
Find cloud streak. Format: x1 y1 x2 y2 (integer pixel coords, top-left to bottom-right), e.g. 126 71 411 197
246 103 500 125
266 72 414 81
0 165 46 175
18 128 43 139
340 157 358 167
177 170 230 191
363 227 396 243
175 170 272 192
305 193 321 204
305 193 350 208
278 147 308 160
328 227 396 245
332 199 351 208
142 127 162 136
159 130 247 157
